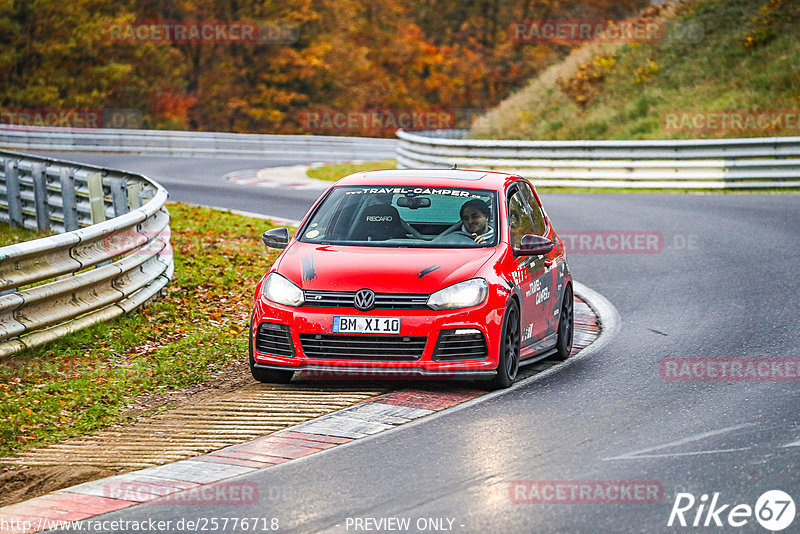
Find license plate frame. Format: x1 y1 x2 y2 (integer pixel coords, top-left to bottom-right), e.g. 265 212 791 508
332 316 401 334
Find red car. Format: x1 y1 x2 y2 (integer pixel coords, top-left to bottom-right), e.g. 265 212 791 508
250 169 573 389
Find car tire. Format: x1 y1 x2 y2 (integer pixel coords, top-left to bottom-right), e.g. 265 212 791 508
552 284 574 361
483 300 520 390
249 315 294 384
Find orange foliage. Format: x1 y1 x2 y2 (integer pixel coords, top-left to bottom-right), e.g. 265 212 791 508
151 92 199 127
0 0 651 135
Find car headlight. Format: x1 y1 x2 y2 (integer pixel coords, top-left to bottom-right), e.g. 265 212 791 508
262 273 304 307
427 278 488 310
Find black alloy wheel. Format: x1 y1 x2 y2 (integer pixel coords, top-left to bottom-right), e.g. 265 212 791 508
553 284 574 361
483 300 520 390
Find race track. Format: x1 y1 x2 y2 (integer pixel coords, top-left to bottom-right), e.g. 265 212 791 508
43 153 800 533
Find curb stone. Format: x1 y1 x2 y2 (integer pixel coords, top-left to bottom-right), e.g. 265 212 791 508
0 290 607 534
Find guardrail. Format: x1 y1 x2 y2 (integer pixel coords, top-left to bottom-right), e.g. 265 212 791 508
396 130 800 188
0 150 173 357
0 125 397 161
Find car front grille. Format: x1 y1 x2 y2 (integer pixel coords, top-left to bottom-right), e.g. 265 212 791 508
255 322 294 357
432 329 488 361
303 290 429 309
299 333 427 360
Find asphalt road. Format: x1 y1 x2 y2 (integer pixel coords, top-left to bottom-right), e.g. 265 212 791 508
38 152 325 222
47 154 800 533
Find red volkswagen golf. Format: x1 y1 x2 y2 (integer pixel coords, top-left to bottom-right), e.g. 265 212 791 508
250 169 573 389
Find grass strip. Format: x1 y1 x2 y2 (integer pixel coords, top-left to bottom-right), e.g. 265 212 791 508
470 0 800 141
0 225 53 247
0 203 281 459
306 159 396 181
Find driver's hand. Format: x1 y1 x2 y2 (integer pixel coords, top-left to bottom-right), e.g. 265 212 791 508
472 233 486 244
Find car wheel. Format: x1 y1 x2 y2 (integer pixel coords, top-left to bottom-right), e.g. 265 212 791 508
483 300 520 390
552 284 574 361
249 315 294 384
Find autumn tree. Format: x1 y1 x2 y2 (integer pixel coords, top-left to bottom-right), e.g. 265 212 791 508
0 0 652 134
0 0 185 127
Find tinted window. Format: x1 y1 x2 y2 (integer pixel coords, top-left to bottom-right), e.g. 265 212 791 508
517 181 547 235
299 186 498 248
508 190 534 249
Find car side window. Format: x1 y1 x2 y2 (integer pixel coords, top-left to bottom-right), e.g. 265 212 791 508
508 190 535 249
517 181 547 235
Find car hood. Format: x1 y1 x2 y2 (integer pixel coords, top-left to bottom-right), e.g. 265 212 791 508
274 242 497 293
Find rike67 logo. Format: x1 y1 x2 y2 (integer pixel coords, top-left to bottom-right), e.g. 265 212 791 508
668 490 795 531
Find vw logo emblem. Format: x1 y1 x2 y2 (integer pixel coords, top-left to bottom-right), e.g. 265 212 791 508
354 289 375 311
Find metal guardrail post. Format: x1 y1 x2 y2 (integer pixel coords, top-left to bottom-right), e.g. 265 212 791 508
60 167 78 231
87 172 106 224
0 125 399 160
127 182 143 210
4 159 22 227
110 178 128 217
32 163 50 232
0 149 173 357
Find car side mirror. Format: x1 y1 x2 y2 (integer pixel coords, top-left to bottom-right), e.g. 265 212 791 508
262 227 290 249
515 234 553 256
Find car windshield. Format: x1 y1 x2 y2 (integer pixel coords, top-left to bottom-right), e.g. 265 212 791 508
299 186 499 248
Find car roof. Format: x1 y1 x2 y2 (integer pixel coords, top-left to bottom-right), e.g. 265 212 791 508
335 168 521 189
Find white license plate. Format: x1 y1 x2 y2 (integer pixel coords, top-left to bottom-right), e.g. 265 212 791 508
332 316 401 334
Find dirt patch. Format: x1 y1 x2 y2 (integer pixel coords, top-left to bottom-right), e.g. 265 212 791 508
0 357 254 508
0 465 123 508
115 356 254 420
0 295 601 511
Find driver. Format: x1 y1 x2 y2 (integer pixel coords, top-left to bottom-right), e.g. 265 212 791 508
459 199 493 244
433 198 494 245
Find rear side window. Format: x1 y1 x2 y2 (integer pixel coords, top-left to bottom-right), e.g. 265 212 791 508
517 181 547 235
507 190 534 249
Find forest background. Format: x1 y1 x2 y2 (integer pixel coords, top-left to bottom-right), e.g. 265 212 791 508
0 0 648 136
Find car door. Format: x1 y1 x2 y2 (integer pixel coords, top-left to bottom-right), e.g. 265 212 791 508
507 185 550 348
516 181 560 341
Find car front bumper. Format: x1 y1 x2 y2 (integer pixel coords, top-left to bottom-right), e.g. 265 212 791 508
251 294 507 378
